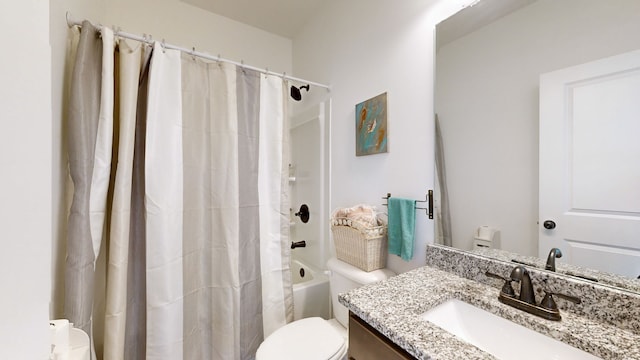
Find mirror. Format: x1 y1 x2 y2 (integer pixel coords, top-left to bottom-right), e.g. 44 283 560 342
434 0 640 293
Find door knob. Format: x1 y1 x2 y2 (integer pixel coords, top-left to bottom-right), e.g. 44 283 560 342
543 220 556 230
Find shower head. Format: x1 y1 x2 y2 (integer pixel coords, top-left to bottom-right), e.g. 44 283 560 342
290 84 310 101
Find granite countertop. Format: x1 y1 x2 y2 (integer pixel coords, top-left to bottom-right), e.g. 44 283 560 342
339 266 640 360
472 248 640 293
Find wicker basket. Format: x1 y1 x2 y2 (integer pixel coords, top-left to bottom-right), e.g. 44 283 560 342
331 217 387 272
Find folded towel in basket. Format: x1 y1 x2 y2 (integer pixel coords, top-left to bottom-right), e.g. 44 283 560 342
331 204 380 229
388 197 416 261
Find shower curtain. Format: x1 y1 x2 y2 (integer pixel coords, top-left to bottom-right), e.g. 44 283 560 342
65 22 293 360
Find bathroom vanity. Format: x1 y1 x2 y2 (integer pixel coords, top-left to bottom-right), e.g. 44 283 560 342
348 312 414 360
340 245 640 360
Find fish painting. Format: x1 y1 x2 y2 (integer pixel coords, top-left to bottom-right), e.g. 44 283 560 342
355 92 388 156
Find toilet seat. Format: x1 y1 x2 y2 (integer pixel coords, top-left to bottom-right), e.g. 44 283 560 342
256 317 347 360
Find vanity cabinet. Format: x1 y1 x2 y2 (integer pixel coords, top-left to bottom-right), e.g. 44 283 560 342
348 312 416 360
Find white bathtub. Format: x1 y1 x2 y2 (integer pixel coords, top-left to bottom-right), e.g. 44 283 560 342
291 259 330 320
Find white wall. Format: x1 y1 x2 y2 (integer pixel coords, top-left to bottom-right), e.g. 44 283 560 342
0 1 52 358
293 0 474 274
436 0 640 256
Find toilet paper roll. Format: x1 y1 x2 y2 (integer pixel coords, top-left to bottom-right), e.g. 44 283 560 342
476 226 495 241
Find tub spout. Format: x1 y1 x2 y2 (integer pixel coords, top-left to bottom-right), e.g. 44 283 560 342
291 240 306 249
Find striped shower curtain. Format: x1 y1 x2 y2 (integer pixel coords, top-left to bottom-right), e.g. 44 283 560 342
65 22 293 360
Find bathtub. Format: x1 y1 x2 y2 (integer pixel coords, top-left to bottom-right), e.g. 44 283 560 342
291 259 330 321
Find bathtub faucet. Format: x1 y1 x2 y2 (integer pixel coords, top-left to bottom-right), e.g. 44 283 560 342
291 240 306 249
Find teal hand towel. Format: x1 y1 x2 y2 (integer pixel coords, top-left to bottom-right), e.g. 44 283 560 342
388 197 416 261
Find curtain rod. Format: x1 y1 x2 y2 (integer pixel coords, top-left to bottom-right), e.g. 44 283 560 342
65 12 331 90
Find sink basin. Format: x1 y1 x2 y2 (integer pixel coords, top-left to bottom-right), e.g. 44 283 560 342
421 299 600 360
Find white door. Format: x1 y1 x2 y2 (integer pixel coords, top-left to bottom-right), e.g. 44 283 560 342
539 49 640 279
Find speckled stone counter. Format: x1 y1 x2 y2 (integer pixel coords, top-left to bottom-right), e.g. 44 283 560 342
425 245 640 334
473 247 640 293
339 266 640 360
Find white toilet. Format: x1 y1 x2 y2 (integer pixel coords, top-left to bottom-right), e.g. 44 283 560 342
256 257 395 360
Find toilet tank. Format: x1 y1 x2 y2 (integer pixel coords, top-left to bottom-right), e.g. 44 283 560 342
326 257 395 328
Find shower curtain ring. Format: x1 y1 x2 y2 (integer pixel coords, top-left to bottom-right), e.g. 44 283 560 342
191 47 196 60
161 38 166 53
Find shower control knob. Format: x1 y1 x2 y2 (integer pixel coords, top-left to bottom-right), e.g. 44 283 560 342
295 204 310 223
543 220 556 230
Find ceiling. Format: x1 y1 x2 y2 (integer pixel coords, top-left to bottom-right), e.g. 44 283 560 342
436 0 536 50
182 0 537 44
181 0 325 39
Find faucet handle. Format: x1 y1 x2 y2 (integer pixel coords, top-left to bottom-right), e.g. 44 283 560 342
485 271 515 297
485 271 508 281
540 290 581 311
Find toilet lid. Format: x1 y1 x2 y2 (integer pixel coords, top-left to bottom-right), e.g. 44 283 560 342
257 317 346 360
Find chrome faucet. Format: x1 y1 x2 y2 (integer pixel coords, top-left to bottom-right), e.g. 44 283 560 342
545 248 562 272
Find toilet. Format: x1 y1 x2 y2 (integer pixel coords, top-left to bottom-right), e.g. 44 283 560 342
256 257 395 360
